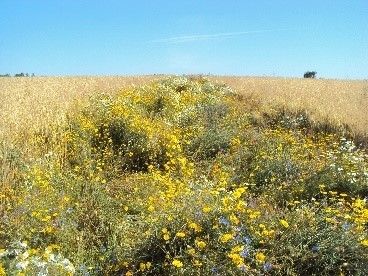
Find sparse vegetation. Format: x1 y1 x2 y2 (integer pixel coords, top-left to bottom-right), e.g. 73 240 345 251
13 73 35 77
0 77 367 275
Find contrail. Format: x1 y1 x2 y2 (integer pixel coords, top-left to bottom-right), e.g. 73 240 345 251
150 28 300 44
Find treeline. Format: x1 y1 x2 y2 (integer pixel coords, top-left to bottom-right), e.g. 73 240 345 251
0 73 35 77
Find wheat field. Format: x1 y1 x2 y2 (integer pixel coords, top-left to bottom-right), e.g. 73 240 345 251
0 76 159 143
1 76 367 146
213 77 368 136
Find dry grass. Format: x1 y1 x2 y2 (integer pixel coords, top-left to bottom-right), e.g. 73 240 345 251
0 76 160 144
1 75 367 147
212 76 368 137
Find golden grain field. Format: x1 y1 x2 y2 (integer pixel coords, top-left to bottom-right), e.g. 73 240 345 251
0 76 159 144
213 77 368 136
1 76 366 146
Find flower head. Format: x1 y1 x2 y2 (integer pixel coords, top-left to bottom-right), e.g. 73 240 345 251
360 239 368 247
220 233 233 243
176 232 186 238
263 262 272 272
279 219 289 228
255 252 266 263
195 240 206 249
172 259 183 268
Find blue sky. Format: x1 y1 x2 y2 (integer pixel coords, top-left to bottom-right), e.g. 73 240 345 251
0 0 367 79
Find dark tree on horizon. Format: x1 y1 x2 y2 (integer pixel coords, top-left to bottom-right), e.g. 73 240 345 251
304 71 317 78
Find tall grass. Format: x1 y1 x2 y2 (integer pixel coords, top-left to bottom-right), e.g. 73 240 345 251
213 76 368 145
1 75 366 147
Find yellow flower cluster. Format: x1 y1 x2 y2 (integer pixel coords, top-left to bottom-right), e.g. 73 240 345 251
2 77 368 275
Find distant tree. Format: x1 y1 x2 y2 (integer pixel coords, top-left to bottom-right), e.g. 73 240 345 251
0 74 10 77
15 73 25 77
304 71 317 78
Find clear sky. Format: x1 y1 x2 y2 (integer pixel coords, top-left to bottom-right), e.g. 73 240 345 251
0 0 367 79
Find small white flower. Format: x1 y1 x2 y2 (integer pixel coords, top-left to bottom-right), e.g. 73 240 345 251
48 253 56 262
21 251 29 260
37 271 48 276
62 259 76 273
0 249 8 258
34 260 47 268
19 241 28 248
16 260 29 270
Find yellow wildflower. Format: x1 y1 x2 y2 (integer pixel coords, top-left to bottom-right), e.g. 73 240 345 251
279 219 289 228
176 232 186 238
229 214 239 225
220 233 233 243
175 232 185 238
121 261 129 267
195 240 206 249
172 259 183 268
139 263 146 271
231 245 244 253
0 263 5 276
187 248 196 255
233 187 247 199
360 239 368 247
236 200 247 212
325 217 336 223
188 222 202 232
255 252 266 263
228 253 244 267
249 211 261 219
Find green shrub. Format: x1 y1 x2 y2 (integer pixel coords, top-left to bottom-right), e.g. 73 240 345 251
268 206 368 275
